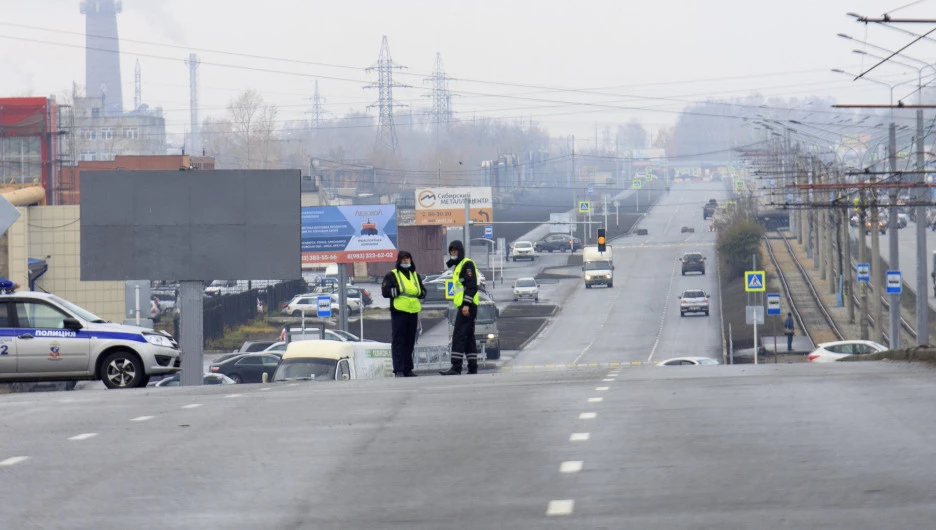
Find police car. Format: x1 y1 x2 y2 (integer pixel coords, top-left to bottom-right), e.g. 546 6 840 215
0 282 181 389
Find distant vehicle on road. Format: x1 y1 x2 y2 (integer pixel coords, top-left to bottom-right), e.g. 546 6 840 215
897 213 909 229
703 199 717 219
511 240 536 261
513 277 539 302
657 356 720 366
235 340 278 354
807 340 887 362
679 289 710 317
680 252 706 275
534 234 581 253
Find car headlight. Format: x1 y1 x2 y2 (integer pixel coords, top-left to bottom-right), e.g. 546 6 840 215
487 333 496 340
585 275 591 280
143 333 175 348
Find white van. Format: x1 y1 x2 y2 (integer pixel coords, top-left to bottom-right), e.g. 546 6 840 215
272 340 393 382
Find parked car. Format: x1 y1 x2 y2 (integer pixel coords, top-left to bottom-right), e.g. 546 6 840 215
534 234 581 253
209 353 282 383
679 289 710 317
680 252 706 275
281 293 360 317
429 269 487 291
154 373 235 387
510 240 536 261
807 340 887 362
0 288 181 389
513 277 539 302
235 340 278 354
312 285 373 306
657 356 720 366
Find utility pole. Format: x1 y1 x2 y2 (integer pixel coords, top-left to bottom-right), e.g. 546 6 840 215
859 188 869 340
366 36 407 155
870 173 883 344
186 53 200 157
915 109 929 345
887 123 900 349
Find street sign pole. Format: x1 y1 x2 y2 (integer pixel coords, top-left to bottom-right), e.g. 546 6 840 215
464 197 471 261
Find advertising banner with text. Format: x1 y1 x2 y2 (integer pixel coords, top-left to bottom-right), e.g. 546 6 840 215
301 205 397 264
414 187 494 226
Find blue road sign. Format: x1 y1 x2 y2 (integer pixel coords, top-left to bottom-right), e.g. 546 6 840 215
856 263 870 283
886 270 902 294
484 225 493 239
445 279 456 300
578 201 591 213
745 270 765 292
587 185 594 195
766 293 781 315
317 295 332 317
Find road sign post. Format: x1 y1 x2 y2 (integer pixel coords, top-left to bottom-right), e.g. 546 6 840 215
744 271 766 292
886 271 902 294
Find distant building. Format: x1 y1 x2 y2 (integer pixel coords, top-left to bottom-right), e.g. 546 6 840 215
71 95 167 163
58 154 215 205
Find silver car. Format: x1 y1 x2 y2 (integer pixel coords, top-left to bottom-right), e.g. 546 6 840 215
513 277 539 302
679 289 710 317
0 291 181 389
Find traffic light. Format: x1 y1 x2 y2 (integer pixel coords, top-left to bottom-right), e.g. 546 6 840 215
597 228 606 252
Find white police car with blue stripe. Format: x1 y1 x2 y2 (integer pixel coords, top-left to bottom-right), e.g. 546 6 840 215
0 282 181 389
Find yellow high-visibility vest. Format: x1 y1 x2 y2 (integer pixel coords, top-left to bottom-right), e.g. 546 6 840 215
452 258 480 307
391 269 421 313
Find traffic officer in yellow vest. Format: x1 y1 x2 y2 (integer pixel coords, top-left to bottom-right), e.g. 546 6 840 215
381 250 426 377
440 240 480 375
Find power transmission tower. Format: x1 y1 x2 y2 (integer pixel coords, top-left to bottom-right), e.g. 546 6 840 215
186 53 200 156
365 36 408 154
134 58 141 110
424 52 453 142
310 80 324 129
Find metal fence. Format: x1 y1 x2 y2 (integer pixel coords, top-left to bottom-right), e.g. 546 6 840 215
172 279 306 345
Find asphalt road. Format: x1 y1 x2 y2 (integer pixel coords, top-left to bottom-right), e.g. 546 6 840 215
4 362 936 528
516 181 729 366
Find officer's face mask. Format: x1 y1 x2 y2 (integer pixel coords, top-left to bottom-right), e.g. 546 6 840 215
400 262 411 269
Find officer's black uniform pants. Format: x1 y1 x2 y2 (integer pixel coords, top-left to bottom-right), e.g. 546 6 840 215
391 311 419 374
451 304 478 367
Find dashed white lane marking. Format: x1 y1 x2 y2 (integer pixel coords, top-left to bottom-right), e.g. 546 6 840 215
595 386 609 391
588 397 603 403
130 416 153 422
601 378 614 382
648 257 681 362
182 404 202 409
259 388 272 392
225 394 243 398
606 374 618 378
68 433 97 441
579 412 597 420
547 499 575 516
58 399 75 403
570 432 590 442
560 461 584 473
0 456 29 467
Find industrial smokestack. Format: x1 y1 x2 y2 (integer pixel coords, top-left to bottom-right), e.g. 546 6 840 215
81 0 124 115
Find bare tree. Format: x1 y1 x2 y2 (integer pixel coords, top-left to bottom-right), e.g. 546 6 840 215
227 89 279 169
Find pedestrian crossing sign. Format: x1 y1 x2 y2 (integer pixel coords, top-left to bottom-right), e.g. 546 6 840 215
578 201 591 213
745 271 765 292
445 279 456 300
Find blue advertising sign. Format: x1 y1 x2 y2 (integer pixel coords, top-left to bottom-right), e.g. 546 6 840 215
301 205 397 264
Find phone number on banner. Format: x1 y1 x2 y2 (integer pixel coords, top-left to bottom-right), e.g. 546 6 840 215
345 251 396 260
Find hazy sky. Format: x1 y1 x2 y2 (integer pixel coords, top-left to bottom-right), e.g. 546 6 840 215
1 0 934 142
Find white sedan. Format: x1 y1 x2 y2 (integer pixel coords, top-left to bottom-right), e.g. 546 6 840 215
807 340 887 362
513 277 539 302
657 357 720 366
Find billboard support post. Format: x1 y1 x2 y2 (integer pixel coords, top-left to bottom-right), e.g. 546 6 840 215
464 198 471 260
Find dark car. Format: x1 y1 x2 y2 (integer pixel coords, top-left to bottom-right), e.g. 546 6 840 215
534 234 582 253
680 252 706 275
209 353 282 384
703 203 716 220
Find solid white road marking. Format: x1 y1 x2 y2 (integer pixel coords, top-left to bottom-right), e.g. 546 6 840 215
68 433 97 441
648 257 681 362
570 432 590 441
547 499 575 516
579 412 597 420
595 386 609 391
588 397 603 403
0 456 29 467
130 416 153 422
559 461 584 473
181 404 202 409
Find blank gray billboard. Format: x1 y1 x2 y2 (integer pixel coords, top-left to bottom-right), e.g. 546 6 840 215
80 170 301 281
